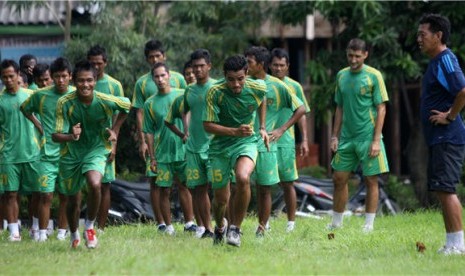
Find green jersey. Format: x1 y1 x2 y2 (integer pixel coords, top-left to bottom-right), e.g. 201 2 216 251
335 65 389 141
55 91 131 161
21 85 74 162
28 83 39 90
0 88 40 164
276 76 310 148
143 88 185 163
204 78 267 155
132 70 187 109
182 78 216 153
253 75 303 152
95 74 124 97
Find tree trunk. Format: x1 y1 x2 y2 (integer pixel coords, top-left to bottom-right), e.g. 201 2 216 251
64 0 72 42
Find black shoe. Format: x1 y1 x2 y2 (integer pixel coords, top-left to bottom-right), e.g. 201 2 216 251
213 219 228 245
157 224 167 232
255 225 265 238
184 224 198 233
201 229 214 239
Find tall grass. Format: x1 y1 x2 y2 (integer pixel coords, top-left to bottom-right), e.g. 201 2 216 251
1 210 464 275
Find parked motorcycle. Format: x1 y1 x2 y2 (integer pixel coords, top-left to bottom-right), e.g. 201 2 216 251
272 173 400 218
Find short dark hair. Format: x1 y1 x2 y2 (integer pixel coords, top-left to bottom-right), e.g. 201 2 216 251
270 48 290 64
50 57 73 75
244 46 270 71
151 62 169 77
87 44 107 62
144 39 164 58
72 60 97 81
19 54 37 68
419 13 451 45
32 63 50 79
183 60 193 75
347 38 367 52
190 49 211 64
1 59 20 73
223 55 248 73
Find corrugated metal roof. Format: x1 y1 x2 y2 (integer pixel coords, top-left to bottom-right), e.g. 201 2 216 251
0 1 68 25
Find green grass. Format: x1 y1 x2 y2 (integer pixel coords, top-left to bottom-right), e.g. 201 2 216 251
1 210 465 274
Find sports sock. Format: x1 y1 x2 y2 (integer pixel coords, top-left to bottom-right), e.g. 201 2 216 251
287 221 295 227
8 223 19 236
71 231 80 240
32 216 39 230
449 231 464 249
57 229 67 236
332 212 344 227
185 221 195 228
364 213 376 227
84 219 95 230
39 229 47 240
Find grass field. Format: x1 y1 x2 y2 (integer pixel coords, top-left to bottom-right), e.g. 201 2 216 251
1 210 465 275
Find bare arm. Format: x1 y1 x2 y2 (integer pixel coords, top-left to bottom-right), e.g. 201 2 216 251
135 108 148 160
297 114 309 156
22 113 44 136
257 100 269 151
430 88 465 125
369 103 386 157
52 123 81 143
331 106 343 153
165 120 188 143
145 132 157 173
269 105 305 142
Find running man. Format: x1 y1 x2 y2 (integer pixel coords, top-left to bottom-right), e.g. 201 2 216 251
87 44 125 231
183 60 196 85
270 47 311 232
0 59 42 242
21 57 74 242
245 46 305 237
32 63 53 89
204 55 268 247
165 49 216 238
143 62 195 235
52 61 130 249
328 38 389 233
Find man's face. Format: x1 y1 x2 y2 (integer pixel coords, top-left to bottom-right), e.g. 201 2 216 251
35 70 53 88
225 69 247 94
152 66 170 90
88 55 107 78
1 66 20 92
52 70 71 93
270 57 289 80
74 70 95 98
146 50 165 66
183 67 196 85
346 49 368 71
246 55 261 77
417 23 441 57
192 58 211 82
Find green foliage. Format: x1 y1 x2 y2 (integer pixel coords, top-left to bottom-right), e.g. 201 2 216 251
384 175 421 212
298 165 328 178
2 211 463 274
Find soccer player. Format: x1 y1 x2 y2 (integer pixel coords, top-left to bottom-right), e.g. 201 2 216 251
32 63 53 89
165 49 216 238
0 59 42 242
87 44 125 232
52 61 130 249
183 60 196 85
143 62 195 235
418 14 465 255
19 54 37 89
270 48 311 232
21 57 74 242
328 38 389 233
245 46 305 237
204 55 268 247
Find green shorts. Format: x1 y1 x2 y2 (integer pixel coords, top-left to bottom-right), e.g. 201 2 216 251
58 154 107 196
253 151 279 186
331 140 390 176
103 160 115 183
277 147 298 182
156 161 186 187
0 161 43 193
40 160 61 193
210 143 257 189
186 151 210 188
145 158 157 177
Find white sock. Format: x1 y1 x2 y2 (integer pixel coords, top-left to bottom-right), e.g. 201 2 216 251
332 212 344 227
32 216 39 230
185 221 195 228
287 221 295 227
85 219 95 230
166 224 174 231
57 229 67 235
364 213 376 227
8 223 19 236
39 229 47 239
71 231 80 240
448 231 464 248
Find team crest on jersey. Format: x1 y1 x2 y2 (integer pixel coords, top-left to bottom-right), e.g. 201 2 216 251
248 105 255 112
360 87 366 95
267 98 274 106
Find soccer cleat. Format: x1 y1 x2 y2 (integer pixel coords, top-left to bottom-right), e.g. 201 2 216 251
8 234 21 242
226 226 241 247
71 237 81 249
165 225 176 236
201 229 214 239
57 230 68 241
184 224 198 233
362 225 374 233
286 223 295 233
30 229 40 242
437 246 465 255
255 225 265 238
84 229 98 249
213 218 228 245
195 226 206 238
326 223 342 231
157 224 167 233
